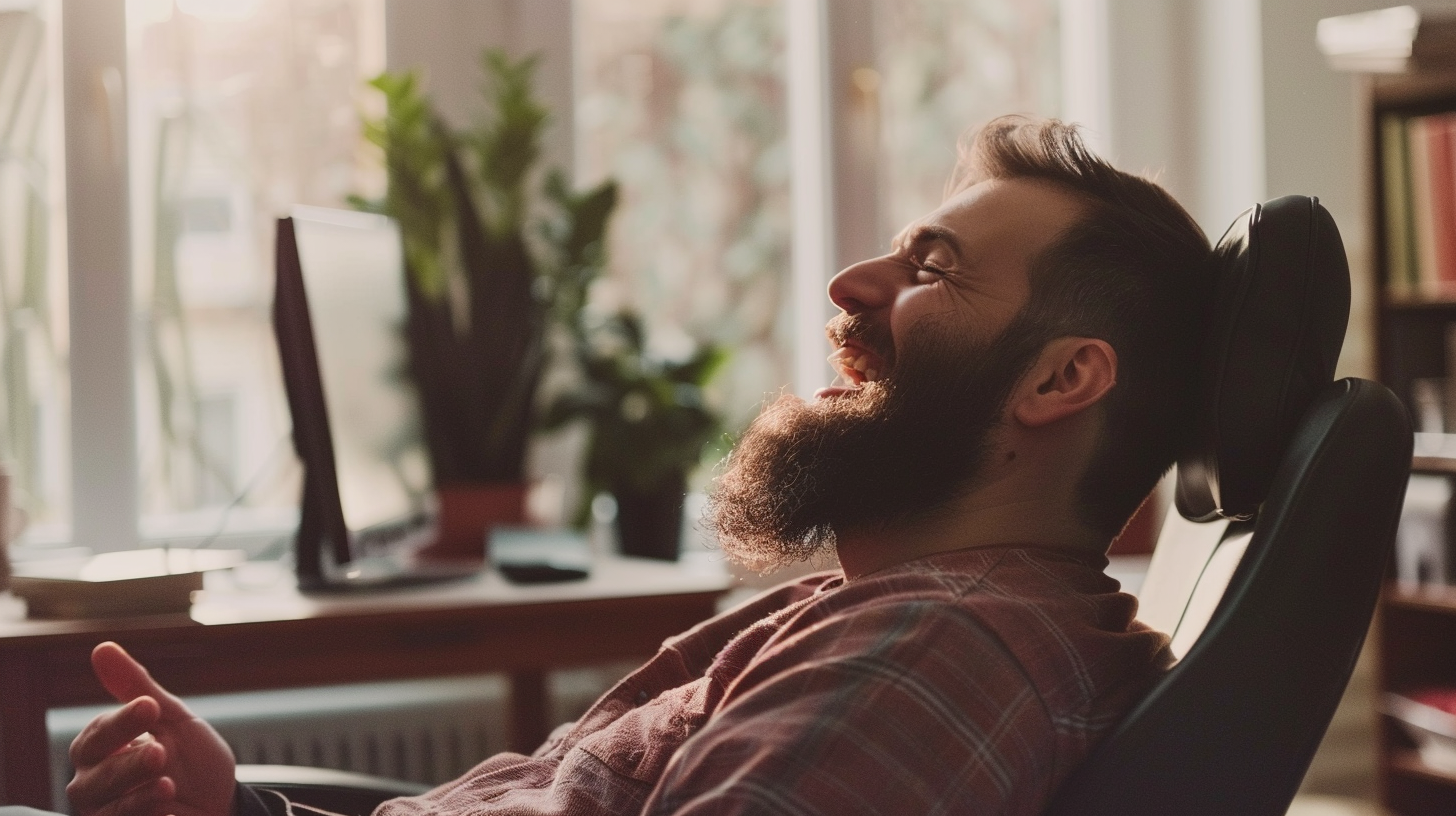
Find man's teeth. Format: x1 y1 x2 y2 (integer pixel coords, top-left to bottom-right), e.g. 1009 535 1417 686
848 356 880 383
827 347 884 386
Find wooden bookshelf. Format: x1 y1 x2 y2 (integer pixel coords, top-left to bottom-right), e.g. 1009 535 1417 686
1317 10 1456 811
1363 61 1456 816
1377 582 1456 815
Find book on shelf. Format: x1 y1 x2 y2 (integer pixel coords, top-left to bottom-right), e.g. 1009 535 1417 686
1382 111 1456 300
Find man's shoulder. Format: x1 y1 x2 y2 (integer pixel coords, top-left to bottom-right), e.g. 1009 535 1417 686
744 547 1082 652
767 546 1167 702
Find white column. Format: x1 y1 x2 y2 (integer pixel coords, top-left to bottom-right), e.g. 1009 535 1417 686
1060 0 1112 157
1193 0 1266 235
1067 0 1266 238
62 0 137 552
787 0 836 399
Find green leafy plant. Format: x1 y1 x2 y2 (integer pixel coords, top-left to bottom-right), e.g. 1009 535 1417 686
543 311 727 527
352 51 616 487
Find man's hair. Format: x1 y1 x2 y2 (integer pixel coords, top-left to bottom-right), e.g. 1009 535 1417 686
950 115 1213 540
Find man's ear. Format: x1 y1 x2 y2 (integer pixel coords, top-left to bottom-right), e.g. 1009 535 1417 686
1011 337 1118 428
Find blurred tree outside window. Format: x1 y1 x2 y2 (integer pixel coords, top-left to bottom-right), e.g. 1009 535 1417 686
575 0 791 434
875 0 1060 240
0 1 68 541
126 0 385 538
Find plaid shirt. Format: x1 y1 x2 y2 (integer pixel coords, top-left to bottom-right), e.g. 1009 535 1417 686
248 545 1171 816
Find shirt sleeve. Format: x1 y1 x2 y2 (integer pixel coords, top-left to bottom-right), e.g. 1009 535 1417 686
639 600 1060 816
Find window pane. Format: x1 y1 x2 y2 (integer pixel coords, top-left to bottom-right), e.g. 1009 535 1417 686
876 0 1059 237
0 1 69 541
576 0 791 430
126 0 384 538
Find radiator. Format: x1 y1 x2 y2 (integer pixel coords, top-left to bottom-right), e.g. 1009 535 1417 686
48 663 634 809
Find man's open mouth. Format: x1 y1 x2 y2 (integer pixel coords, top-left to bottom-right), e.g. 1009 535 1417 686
827 343 887 387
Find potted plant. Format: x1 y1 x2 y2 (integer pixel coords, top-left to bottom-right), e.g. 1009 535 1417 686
354 51 616 559
543 311 726 560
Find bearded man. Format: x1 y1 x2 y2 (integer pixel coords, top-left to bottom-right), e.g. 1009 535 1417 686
57 116 1210 816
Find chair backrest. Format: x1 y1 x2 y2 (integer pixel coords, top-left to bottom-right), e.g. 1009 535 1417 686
1044 196 1413 815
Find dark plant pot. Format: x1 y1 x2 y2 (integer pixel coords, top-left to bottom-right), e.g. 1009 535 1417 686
421 482 528 561
614 479 686 561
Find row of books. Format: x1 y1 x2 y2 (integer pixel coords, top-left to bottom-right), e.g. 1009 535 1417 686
1383 112 1456 298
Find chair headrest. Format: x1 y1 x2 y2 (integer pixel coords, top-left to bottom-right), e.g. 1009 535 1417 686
1174 195 1350 522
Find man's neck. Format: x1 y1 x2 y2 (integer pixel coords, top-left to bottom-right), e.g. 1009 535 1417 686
833 451 1108 580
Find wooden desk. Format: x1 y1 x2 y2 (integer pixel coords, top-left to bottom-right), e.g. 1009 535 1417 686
0 555 730 808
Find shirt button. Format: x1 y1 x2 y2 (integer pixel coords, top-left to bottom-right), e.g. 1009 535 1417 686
635 690 649 705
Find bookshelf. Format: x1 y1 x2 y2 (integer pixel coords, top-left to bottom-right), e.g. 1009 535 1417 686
1329 8 1456 811
1371 74 1456 420
1376 553 1456 815
1371 64 1456 810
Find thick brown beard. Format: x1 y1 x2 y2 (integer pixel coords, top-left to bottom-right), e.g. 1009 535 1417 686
707 314 1049 574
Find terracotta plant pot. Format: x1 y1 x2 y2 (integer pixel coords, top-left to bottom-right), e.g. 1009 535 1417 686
422 482 528 561
613 477 686 561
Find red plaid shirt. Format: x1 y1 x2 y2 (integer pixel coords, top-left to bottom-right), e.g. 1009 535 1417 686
255 545 1171 815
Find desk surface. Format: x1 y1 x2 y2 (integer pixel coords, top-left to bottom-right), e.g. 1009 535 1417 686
0 553 732 638
0 554 732 808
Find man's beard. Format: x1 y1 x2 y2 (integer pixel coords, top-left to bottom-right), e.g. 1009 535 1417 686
707 312 1049 573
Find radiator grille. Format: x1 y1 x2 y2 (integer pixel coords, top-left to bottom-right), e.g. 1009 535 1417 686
217 681 507 780
48 674 510 809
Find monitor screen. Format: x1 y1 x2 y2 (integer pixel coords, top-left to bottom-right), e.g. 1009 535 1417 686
290 205 430 532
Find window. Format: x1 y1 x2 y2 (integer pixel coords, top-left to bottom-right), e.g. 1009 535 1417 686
0 1 68 541
125 0 384 538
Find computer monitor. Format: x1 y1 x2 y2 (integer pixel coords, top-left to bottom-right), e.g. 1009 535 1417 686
273 206 431 588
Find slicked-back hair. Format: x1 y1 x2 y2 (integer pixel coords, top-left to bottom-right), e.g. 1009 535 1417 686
951 115 1213 540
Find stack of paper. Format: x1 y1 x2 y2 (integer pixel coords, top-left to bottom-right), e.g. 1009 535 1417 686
10 548 244 619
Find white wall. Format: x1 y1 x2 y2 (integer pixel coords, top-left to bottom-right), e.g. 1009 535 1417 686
1088 0 1456 381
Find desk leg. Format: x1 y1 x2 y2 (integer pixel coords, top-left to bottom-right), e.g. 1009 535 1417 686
0 652 55 808
508 670 549 755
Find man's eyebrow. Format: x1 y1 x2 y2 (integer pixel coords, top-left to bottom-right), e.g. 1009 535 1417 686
900 224 965 262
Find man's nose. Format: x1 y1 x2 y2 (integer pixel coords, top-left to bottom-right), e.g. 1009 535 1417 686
827 257 901 315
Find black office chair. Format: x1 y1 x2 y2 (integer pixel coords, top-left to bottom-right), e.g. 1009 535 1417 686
1045 195 1412 815
240 196 1413 815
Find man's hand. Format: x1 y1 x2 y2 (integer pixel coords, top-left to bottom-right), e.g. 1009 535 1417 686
67 641 237 816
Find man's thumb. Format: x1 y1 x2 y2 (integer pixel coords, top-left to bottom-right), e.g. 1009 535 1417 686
91 642 188 720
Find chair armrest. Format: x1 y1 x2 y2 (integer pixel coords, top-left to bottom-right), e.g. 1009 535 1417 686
235 764 430 814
